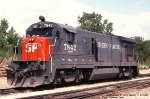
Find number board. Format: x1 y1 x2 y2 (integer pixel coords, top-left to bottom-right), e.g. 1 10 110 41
32 23 53 28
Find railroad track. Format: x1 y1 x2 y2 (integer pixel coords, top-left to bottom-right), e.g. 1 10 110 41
20 78 150 99
0 88 32 96
0 73 150 98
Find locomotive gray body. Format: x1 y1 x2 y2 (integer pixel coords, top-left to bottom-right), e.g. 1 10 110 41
6 20 139 87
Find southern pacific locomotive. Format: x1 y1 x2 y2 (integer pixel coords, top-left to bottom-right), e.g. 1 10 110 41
6 16 139 87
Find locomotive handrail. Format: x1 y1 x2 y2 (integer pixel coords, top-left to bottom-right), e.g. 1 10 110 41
26 44 29 61
48 37 57 73
12 46 18 61
39 43 45 61
12 39 22 61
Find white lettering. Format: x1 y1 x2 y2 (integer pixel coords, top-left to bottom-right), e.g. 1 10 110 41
97 42 120 50
26 43 38 52
43 23 53 28
112 45 120 49
64 44 77 53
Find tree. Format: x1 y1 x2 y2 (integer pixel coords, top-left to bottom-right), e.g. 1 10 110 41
143 40 150 62
0 19 9 49
134 36 144 63
134 36 150 63
77 12 114 35
0 19 22 59
0 18 9 37
7 27 20 46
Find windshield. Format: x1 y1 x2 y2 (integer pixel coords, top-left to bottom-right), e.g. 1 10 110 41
27 27 53 37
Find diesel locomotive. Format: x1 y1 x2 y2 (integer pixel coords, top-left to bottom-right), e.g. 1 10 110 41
6 16 139 87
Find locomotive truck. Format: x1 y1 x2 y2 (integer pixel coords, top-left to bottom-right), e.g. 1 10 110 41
6 16 139 87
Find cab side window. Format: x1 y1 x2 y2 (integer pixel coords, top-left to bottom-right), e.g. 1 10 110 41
56 31 60 39
66 32 76 42
52 27 60 39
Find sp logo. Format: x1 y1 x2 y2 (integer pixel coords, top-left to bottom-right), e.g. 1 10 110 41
26 43 38 52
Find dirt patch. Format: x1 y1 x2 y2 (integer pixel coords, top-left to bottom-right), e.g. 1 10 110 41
0 77 11 89
140 69 150 74
0 58 12 77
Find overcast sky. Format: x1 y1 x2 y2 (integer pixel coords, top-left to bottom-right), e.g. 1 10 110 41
0 0 150 40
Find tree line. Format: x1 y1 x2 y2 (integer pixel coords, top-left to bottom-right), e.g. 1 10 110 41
0 19 22 61
134 37 150 63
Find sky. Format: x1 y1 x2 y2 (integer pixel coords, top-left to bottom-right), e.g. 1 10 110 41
0 0 150 40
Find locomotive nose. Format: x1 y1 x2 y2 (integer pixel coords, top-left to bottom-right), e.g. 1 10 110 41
6 36 54 87
22 36 53 61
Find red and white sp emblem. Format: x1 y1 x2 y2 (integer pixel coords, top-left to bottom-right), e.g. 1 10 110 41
26 43 38 52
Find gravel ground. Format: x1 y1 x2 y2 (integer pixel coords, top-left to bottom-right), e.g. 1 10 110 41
106 69 150 99
101 85 150 99
140 69 150 74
